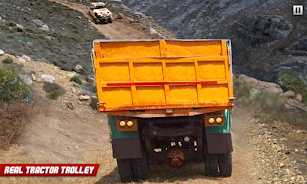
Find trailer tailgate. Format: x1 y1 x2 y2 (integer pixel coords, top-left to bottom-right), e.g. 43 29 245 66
92 39 234 112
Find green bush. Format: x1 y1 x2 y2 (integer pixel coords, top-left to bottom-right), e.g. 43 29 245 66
278 73 307 104
16 27 23 32
3 58 13 64
278 73 305 93
90 97 98 110
7 22 16 27
43 83 65 100
0 68 30 104
70 76 82 85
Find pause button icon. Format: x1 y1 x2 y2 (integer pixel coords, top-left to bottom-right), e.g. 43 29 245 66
293 5 303 16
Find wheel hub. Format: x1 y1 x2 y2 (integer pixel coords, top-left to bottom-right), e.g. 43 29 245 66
167 147 186 167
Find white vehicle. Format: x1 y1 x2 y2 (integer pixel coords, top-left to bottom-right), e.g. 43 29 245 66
88 2 114 24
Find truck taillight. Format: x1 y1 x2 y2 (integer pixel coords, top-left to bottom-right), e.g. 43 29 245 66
205 114 225 127
116 117 138 131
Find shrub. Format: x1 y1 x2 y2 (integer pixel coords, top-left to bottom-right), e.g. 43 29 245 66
70 76 82 85
2 58 13 64
0 103 33 149
7 22 16 27
16 27 23 32
0 68 30 104
278 73 305 93
90 97 98 110
42 83 65 100
278 73 307 104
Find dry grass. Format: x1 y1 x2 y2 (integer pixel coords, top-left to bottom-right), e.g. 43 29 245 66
0 103 34 149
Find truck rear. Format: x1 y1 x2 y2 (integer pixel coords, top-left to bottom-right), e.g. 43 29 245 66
92 39 234 182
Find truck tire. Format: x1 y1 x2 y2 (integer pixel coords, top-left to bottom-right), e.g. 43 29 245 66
94 17 99 24
218 152 232 177
117 157 149 182
117 159 134 182
131 157 149 181
204 156 219 176
108 17 113 23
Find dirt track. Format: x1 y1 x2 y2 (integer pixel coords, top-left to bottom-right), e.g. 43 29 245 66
49 0 153 40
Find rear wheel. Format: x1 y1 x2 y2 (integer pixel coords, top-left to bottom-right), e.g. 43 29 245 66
204 152 232 177
117 157 149 182
218 152 232 177
204 155 219 176
117 159 133 182
94 17 99 24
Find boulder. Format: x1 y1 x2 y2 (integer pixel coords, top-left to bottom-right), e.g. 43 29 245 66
79 95 91 101
134 12 145 18
41 75 55 83
16 24 23 29
17 58 26 64
149 28 158 35
22 55 31 61
296 93 303 102
0 49 4 56
32 19 44 27
282 91 295 99
126 17 134 23
31 74 36 81
74 64 85 74
72 82 81 88
117 13 124 19
19 74 33 86
282 99 307 112
238 74 283 94
87 77 95 83
40 24 49 32
66 102 74 110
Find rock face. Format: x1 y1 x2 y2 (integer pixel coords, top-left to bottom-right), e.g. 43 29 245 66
121 0 307 84
238 16 292 46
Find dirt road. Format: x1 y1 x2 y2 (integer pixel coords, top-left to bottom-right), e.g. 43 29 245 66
87 107 261 184
49 0 153 40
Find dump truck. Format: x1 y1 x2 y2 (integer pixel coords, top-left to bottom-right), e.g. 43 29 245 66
92 39 235 182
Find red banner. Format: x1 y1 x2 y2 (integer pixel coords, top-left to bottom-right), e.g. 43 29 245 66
0 164 99 176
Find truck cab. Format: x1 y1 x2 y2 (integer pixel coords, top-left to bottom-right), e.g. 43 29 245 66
92 39 234 182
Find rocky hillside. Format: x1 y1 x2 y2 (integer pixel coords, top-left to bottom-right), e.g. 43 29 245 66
0 0 105 74
122 0 307 92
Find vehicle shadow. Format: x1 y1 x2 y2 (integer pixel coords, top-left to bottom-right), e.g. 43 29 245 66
95 164 223 183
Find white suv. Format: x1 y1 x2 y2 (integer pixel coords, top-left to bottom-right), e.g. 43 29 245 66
88 2 114 24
